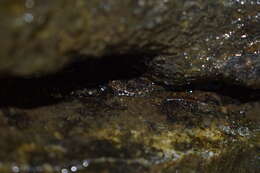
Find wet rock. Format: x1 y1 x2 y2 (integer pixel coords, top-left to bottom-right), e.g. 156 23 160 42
145 0 260 88
0 0 171 76
147 52 260 89
0 1 259 172
0 0 259 86
0 82 259 173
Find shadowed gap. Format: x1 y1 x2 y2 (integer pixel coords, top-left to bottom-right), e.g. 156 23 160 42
0 52 153 108
0 52 260 108
161 81 260 103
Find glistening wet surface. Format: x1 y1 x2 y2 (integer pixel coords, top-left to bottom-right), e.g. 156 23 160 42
0 76 259 173
0 0 259 172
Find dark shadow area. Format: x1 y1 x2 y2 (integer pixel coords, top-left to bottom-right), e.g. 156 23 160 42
0 52 154 108
203 83 260 103
162 81 260 103
1 52 260 108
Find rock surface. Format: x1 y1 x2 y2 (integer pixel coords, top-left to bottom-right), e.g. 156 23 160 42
0 78 259 173
143 0 260 88
0 0 259 89
0 1 260 173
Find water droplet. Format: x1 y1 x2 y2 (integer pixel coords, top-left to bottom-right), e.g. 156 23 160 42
82 160 89 167
238 127 250 137
61 168 69 173
241 34 247 38
71 166 77 172
23 13 34 23
223 33 230 39
12 166 20 173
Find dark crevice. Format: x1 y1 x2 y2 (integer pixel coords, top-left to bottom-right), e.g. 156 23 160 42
160 81 260 103
0 52 155 108
0 52 260 108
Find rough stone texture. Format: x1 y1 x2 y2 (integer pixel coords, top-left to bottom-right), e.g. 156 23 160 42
0 1 260 172
143 0 260 88
0 0 259 89
0 78 259 173
0 0 175 76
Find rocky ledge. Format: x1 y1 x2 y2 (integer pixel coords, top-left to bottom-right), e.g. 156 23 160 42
0 0 259 173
